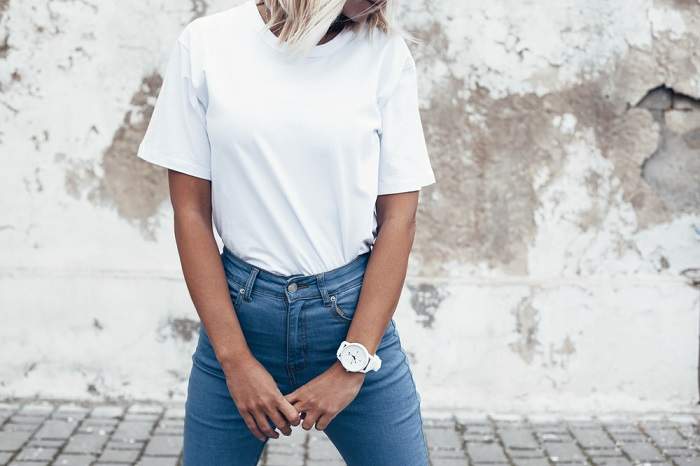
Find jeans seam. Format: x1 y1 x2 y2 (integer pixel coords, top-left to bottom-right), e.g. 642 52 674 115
397 337 429 465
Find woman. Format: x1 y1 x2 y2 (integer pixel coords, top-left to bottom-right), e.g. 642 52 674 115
136 0 436 464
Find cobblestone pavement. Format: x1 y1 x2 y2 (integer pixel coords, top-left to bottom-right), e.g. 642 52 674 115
2 401 700 466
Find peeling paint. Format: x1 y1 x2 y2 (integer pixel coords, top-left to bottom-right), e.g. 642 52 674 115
509 295 541 365
64 73 169 239
159 317 200 343
640 86 700 215
406 282 447 328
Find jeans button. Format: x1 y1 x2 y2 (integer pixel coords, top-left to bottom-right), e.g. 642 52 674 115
287 282 297 292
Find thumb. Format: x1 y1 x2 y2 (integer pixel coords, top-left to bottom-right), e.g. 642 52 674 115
283 389 298 404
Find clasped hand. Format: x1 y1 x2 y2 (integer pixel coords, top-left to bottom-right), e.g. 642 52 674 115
225 356 365 442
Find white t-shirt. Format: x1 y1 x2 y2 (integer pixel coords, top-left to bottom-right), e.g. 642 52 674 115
137 0 436 276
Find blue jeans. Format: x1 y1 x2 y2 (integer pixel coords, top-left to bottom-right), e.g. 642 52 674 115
183 246 429 465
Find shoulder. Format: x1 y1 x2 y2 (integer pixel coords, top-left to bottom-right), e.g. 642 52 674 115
365 29 416 105
362 27 413 67
176 3 250 51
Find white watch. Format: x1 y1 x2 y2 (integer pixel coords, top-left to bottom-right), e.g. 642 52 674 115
336 340 382 373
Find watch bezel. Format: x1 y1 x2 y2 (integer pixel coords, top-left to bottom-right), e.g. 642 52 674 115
338 341 371 372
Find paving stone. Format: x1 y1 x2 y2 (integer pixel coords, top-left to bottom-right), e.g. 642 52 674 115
0 431 31 451
544 441 586 463
665 448 700 457
15 446 58 461
307 437 343 461
7 462 47 466
26 440 65 449
35 420 79 440
678 426 700 439
0 451 12 465
604 423 642 434
466 442 509 463
143 436 183 456
621 441 666 462
427 459 469 466
2 423 38 433
53 406 89 422
570 427 616 449
532 424 570 435
586 447 624 458
52 454 96 466
62 433 109 455
136 457 180 466
306 460 345 466
512 458 550 466
104 439 145 451
162 408 185 420
89 407 125 419
124 413 160 422
674 458 700 466
8 415 45 425
464 433 498 443
98 448 141 463
127 404 163 415
425 418 458 428
18 404 53 418
538 432 575 443
591 458 634 466
508 449 546 459
424 427 464 450
610 432 648 444
152 424 183 436
264 451 305 466
646 428 688 448
461 423 495 434
499 428 539 450
112 421 154 442
78 419 117 436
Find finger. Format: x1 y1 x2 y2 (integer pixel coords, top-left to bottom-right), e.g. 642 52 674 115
252 409 279 439
302 409 320 431
284 390 299 404
241 411 266 442
266 407 292 436
279 398 302 426
315 412 335 431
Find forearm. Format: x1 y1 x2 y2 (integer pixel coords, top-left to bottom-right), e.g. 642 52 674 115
173 209 253 374
345 216 416 354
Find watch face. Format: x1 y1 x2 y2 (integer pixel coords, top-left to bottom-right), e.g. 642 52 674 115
340 344 369 371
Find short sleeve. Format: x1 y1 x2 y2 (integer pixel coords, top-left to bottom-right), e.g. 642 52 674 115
376 53 436 195
136 30 211 181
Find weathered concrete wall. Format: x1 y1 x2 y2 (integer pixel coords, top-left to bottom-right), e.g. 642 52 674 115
1 0 699 413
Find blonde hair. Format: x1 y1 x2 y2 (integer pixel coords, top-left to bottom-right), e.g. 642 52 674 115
255 0 414 59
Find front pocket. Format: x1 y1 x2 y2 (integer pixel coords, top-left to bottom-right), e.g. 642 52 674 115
226 277 245 310
327 284 363 321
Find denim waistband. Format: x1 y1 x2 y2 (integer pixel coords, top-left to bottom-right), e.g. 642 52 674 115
220 246 371 305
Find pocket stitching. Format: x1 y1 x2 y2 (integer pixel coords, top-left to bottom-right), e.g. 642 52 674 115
234 286 245 308
329 295 353 321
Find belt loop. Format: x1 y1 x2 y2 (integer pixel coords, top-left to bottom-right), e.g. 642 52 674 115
316 272 330 305
243 267 259 302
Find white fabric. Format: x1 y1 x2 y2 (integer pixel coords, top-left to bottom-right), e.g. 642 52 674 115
137 0 436 276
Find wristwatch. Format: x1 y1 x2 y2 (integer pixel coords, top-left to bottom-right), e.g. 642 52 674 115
336 340 382 373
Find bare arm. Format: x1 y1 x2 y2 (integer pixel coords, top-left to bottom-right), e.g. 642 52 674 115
285 190 421 431
168 170 300 440
169 170 251 371
344 190 419 353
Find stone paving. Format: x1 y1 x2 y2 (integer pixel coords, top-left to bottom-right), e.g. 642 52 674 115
2 401 700 466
